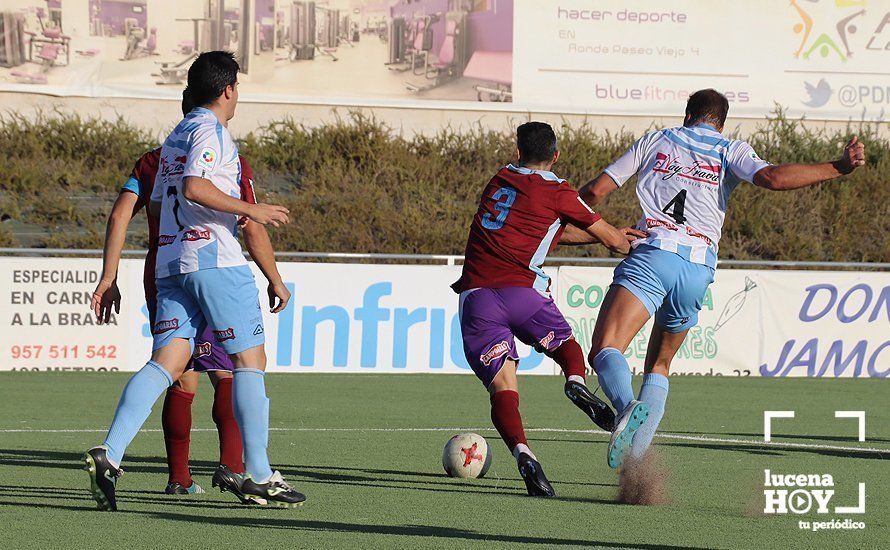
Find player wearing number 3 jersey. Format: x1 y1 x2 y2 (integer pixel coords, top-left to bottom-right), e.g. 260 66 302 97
452 122 644 497
578 89 867 469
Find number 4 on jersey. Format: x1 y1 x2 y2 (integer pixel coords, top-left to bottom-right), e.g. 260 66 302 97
661 190 687 225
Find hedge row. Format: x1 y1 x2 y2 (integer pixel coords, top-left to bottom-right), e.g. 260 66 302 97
0 109 887 262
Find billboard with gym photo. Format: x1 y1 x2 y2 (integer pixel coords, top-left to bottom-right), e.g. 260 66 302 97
0 0 514 103
270 0 513 103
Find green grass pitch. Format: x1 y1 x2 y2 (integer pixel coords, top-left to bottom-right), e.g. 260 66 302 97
0 373 886 549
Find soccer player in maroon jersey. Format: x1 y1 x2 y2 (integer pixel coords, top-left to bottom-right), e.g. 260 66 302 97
90 89 288 503
452 122 644 497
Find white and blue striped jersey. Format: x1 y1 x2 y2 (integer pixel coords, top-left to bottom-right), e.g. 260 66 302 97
151 107 247 279
604 123 771 268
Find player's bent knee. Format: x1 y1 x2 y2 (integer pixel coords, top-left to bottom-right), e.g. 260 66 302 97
177 369 200 393
487 359 518 396
231 344 267 371
150 338 192 380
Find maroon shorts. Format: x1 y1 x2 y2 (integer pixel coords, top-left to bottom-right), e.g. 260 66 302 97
458 287 573 388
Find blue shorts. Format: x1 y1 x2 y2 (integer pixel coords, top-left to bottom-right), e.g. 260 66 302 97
611 245 715 333
147 297 233 372
152 265 265 355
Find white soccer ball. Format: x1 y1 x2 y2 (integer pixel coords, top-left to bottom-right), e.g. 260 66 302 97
442 433 492 478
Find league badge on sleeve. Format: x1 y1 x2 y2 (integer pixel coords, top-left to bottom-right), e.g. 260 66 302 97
197 147 217 171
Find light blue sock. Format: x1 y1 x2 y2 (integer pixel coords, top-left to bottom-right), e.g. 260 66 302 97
630 373 670 459
593 347 635 413
233 368 274 482
103 360 173 466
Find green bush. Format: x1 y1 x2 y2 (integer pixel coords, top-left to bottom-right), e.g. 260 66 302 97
0 109 886 262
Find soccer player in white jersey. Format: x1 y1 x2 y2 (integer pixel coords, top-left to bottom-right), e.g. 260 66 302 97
574 89 866 468
84 52 305 510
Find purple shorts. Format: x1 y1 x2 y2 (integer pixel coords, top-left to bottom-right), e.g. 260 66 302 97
147 297 233 373
187 324 235 373
458 287 574 388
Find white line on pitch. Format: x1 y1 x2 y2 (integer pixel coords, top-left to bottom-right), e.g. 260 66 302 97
1 426 887 455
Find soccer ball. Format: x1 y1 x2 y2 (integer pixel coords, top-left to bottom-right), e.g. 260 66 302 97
442 433 492 478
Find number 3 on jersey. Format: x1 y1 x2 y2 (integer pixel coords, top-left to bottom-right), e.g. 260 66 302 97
661 189 687 225
481 187 517 230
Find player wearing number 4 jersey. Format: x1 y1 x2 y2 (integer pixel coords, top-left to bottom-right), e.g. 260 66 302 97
574 89 867 468
453 122 644 497
84 52 304 511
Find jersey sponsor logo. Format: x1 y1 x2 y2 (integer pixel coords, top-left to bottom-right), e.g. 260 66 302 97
158 235 177 246
197 147 216 171
539 331 555 349
153 318 179 334
646 217 715 246
480 340 510 366
181 229 211 242
646 217 679 232
685 226 714 246
193 341 212 359
159 156 185 179
652 152 721 186
213 327 236 342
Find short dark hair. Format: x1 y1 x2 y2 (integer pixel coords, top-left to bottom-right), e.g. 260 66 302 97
517 122 557 164
181 87 195 116
685 89 729 127
187 51 239 107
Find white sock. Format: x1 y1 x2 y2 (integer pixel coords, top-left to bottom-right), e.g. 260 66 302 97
567 375 585 385
512 443 537 462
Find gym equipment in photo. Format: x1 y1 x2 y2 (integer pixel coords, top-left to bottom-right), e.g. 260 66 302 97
152 17 205 85
285 1 316 61
10 42 63 84
315 5 339 61
0 12 27 68
404 12 468 93
24 6 70 66
464 50 512 102
89 0 148 37
120 17 157 60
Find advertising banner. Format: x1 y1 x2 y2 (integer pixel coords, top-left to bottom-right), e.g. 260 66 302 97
0 257 886 377
0 258 556 375
557 266 889 378
1 0 888 120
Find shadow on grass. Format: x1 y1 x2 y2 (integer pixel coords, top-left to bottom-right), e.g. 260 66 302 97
0 499 704 549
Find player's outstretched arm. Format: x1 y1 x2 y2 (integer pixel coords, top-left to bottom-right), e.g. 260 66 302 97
182 176 291 227
559 223 645 247
578 173 620 207
752 136 866 191
242 221 291 314
92 191 140 324
575 219 644 254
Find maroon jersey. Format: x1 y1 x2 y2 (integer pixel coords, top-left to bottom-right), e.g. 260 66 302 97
121 150 257 301
452 164 601 293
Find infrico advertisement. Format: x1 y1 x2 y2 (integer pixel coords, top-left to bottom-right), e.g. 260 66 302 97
1 0 888 120
0 257 887 376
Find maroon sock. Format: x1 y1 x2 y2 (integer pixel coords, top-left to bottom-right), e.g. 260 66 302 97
490 390 527 452
212 377 245 473
162 387 194 486
550 339 587 380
